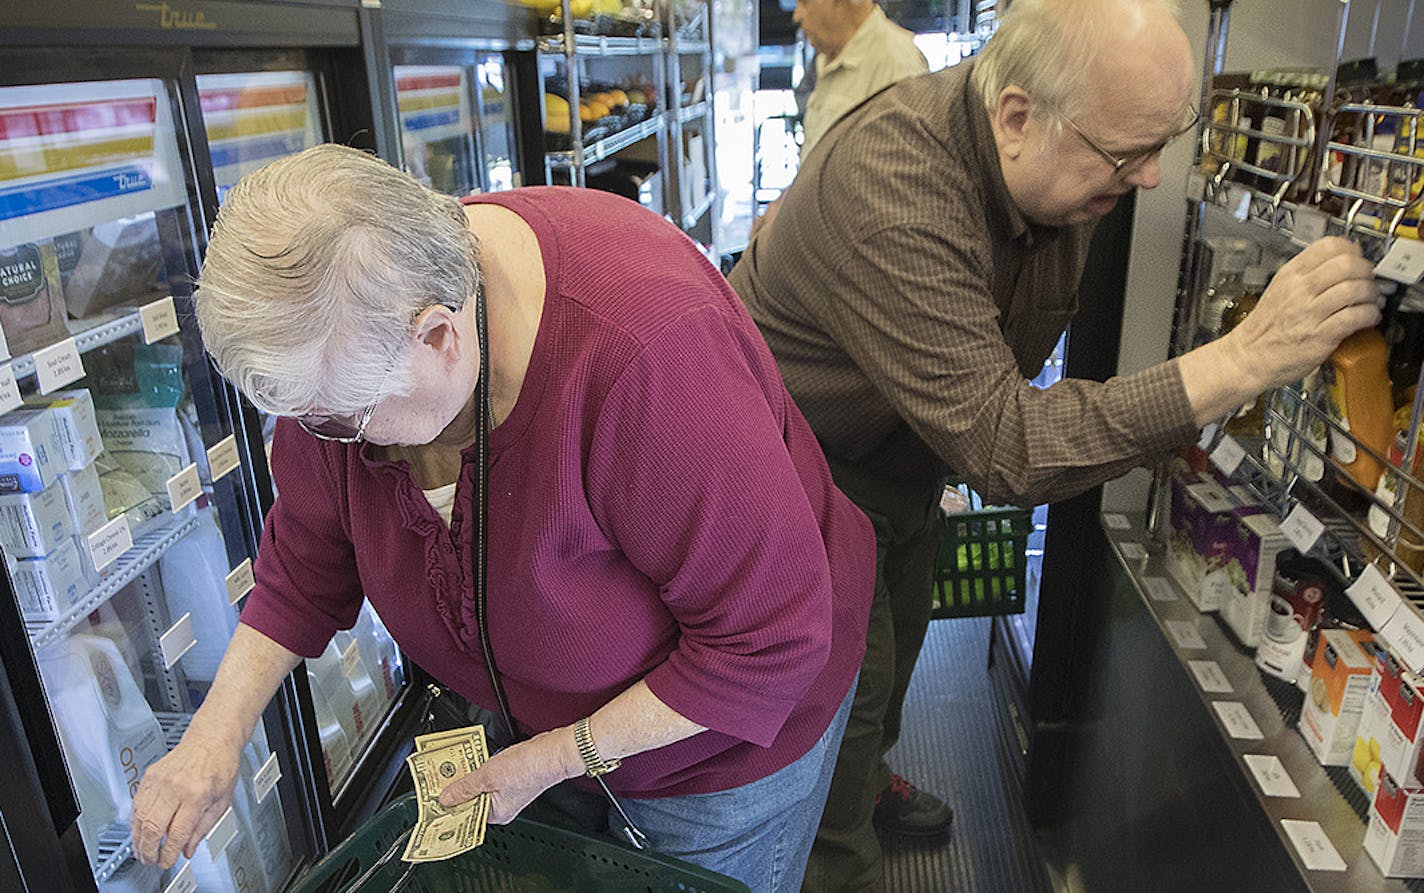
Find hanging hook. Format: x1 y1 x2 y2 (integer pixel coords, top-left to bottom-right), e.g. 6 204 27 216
1345 197 1366 235
1210 161 1232 204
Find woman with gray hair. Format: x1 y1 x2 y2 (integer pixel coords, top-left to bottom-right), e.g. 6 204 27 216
129 143 875 891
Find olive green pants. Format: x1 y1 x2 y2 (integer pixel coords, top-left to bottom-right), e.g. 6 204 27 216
801 459 941 893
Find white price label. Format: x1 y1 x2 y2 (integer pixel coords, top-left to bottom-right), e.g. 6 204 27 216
206 435 240 482
160 613 196 670
1186 170 1207 203
1197 423 1218 451
165 463 201 513
1210 435 1247 476
1280 505 1324 554
225 558 255 606
1229 485 1259 507
1104 513 1131 531
86 515 132 573
204 807 239 858
1120 541 1147 560
140 296 180 344
254 751 281 803
1243 754 1301 798
1347 563 1405 632
1212 700 1264 740
1376 238 1424 284
163 863 196 893
0 363 20 415
1166 619 1207 650
1189 660 1233 693
1144 576 1178 603
342 639 362 678
1382 608 1424 674
33 337 83 395
1294 206 1329 243
1232 186 1252 221
1281 820 1347 872
1185 482 1236 514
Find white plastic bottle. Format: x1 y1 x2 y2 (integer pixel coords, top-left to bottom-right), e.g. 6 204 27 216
309 642 365 745
332 629 385 738
307 668 354 787
158 505 238 706
232 741 293 891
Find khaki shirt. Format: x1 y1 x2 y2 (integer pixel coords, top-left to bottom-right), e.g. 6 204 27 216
729 61 1197 505
801 6 928 160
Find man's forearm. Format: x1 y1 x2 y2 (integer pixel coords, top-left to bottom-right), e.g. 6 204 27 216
1176 334 1268 428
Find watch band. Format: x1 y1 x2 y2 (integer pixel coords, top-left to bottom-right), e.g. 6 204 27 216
574 716 621 777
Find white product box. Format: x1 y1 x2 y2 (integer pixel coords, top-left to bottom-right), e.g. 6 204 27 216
59 464 106 538
1301 629 1377 766
0 409 63 494
0 482 74 558
1220 513 1291 648
25 389 102 471
1366 777 1424 877
1353 651 1424 796
9 537 88 621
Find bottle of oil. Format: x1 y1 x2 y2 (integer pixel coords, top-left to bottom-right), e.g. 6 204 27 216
1222 265 1273 437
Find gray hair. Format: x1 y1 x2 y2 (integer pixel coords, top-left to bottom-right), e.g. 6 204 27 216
194 143 481 417
971 0 1183 141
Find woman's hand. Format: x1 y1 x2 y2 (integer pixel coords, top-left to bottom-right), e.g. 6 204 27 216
436 727 582 824
130 720 244 868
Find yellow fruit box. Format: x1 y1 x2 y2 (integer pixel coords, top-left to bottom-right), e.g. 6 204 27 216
1351 649 1424 796
1299 629 1376 766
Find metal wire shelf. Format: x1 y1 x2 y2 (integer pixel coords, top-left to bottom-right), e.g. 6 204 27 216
90 712 194 883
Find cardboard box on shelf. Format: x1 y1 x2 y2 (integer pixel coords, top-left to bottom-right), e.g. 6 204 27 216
8 536 88 622
1219 512 1290 648
0 240 70 357
1352 651 1424 795
1366 774 1424 877
0 409 64 494
0 482 74 558
24 390 102 471
1301 629 1377 766
58 464 106 538
1166 471 1264 613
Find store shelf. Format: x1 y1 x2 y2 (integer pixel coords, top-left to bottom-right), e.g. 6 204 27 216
546 112 666 167
536 33 668 56
682 190 714 229
9 308 146 380
678 100 709 125
90 712 194 883
1101 514 1418 891
27 513 200 651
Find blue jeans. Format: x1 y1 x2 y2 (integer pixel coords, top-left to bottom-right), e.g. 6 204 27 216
616 679 857 893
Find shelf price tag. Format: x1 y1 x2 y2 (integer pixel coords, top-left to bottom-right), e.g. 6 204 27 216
342 639 362 678
0 363 20 416
1243 754 1300 798
1186 171 1207 203
1188 660 1232 693
1212 700 1263 739
1281 820 1347 872
226 558 255 606
163 863 196 893
1210 435 1247 476
1120 541 1147 561
1104 513 1131 531
1347 563 1404 632
1376 238 1424 284
1280 504 1324 554
34 338 83 395
87 515 132 573
1381 608 1424 674
254 751 281 803
166 463 201 513
1229 185 1252 221
206 435 240 483
1144 576 1178 603
1165 619 1207 650
140 296 180 344
160 613 196 669
1293 206 1328 244
204 807 239 859
1197 423 1218 451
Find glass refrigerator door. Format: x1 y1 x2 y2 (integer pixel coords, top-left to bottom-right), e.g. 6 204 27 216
394 64 483 196
475 54 521 192
0 75 307 892
193 68 408 802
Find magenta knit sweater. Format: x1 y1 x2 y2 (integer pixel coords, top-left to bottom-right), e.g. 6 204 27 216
239 187 875 797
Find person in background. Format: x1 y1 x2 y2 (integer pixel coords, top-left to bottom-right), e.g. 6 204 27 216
728 0 1382 890
753 0 927 237
128 144 875 893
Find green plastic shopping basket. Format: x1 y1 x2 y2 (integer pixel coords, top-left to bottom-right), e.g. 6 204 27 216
930 488 1032 620
287 793 752 893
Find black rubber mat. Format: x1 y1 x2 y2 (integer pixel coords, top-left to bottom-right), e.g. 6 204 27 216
880 617 1054 893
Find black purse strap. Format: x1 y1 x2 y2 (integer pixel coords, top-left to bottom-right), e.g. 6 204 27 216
467 272 647 851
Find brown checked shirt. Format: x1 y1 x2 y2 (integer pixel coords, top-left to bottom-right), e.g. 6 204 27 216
728 61 1198 506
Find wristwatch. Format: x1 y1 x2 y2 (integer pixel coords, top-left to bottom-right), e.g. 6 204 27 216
574 716 621 777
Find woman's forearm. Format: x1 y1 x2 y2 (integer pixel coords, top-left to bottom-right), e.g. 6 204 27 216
189 623 304 745
533 680 708 782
